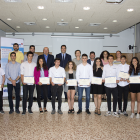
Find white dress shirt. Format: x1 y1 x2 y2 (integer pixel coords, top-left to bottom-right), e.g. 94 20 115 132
0 68 5 85
49 66 66 83
91 60 94 67
76 63 93 87
102 64 117 88
117 63 130 87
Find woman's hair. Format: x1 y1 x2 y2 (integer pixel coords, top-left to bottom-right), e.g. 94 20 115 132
100 50 110 60
129 57 140 75
36 57 48 71
65 61 77 71
93 57 103 71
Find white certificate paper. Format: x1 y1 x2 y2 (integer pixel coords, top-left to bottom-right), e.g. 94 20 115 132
92 77 102 85
67 79 77 86
119 71 129 79
54 77 64 84
24 76 34 84
129 76 140 84
0 85 1 91
105 77 116 84
79 78 90 86
39 77 50 84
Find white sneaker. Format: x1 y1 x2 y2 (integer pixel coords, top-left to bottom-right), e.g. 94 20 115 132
136 113 140 119
123 111 128 116
112 112 120 118
130 113 134 118
118 110 123 115
104 111 111 117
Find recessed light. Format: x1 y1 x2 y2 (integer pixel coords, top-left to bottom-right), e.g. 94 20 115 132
42 18 47 21
127 9 134 12
37 6 44 9
16 26 20 28
83 7 90 10
75 27 79 28
104 27 108 29
46 26 50 28
113 20 117 22
78 19 83 21
7 18 12 20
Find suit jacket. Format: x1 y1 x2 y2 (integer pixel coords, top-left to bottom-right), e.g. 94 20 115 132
56 53 72 68
38 54 54 70
87 59 91 65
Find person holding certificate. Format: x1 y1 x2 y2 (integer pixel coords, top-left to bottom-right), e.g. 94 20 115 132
20 51 36 115
76 54 93 114
49 58 66 114
64 61 77 114
129 57 140 119
34 57 49 114
116 55 129 116
102 55 119 117
92 57 103 115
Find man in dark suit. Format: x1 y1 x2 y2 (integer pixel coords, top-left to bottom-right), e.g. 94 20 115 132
38 47 54 100
56 45 72 99
87 51 95 67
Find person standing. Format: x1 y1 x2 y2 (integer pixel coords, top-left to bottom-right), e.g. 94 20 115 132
76 54 93 114
49 58 66 115
87 51 95 67
72 50 82 66
114 51 122 65
6 52 21 114
20 51 36 115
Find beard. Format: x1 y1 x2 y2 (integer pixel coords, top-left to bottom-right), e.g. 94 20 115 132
14 48 19 51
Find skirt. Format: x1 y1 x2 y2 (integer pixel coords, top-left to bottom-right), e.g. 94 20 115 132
91 84 103 95
129 84 140 93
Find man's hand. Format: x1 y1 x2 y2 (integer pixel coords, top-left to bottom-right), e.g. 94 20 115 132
51 82 55 86
116 80 119 83
38 82 42 86
12 80 16 86
1 84 4 88
58 84 62 86
22 81 26 85
102 79 105 83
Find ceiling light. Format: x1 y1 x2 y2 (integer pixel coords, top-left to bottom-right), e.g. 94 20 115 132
7 18 12 20
83 7 90 10
42 18 47 21
104 27 108 29
127 9 134 12
75 27 79 28
16 26 20 28
113 20 117 22
78 19 83 21
37 6 44 9
56 0 72 2
46 26 50 28
4 0 21 2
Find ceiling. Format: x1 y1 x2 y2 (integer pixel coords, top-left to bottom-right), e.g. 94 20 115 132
0 0 140 33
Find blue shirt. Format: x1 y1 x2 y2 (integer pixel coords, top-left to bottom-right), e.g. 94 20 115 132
40 68 45 77
44 54 48 63
5 61 21 84
61 53 66 60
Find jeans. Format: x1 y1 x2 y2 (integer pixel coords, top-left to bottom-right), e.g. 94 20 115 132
23 85 35 111
78 86 90 110
0 88 3 111
7 82 20 110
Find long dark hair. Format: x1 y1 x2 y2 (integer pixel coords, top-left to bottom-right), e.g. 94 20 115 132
37 57 48 71
129 57 140 75
100 50 110 60
93 57 103 71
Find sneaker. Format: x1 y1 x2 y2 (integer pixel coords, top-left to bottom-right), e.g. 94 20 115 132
51 109 56 114
112 112 120 117
9 109 14 114
123 111 128 116
28 109 33 114
57 109 63 114
86 109 91 114
104 111 111 117
0 110 5 114
118 110 123 115
136 113 140 119
77 109 82 114
130 113 134 118
22 110 26 115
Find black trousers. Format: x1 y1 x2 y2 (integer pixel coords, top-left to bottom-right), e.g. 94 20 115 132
7 83 20 110
0 89 3 111
105 87 118 112
51 85 63 110
36 84 48 108
23 85 35 111
118 85 129 111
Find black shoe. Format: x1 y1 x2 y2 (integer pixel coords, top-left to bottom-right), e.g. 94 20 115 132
22 110 26 115
9 109 14 114
86 109 91 114
16 109 20 114
56 97 58 100
71 108 75 114
48 97 52 100
77 109 82 114
28 109 33 114
40 110 43 114
33 97 37 101
68 109 71 114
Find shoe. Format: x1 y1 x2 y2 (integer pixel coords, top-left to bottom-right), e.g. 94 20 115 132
86 109 91 114
77 109 82 114
28 109 33 114
130 113 135 118
71 108 75 114
44 109 47 113
112 112 120 118
16 109 20 114
22 110 26 115
123 111 128 116
40 110 43 114
98 109 101 115
48 97 52 100
136 113 140 119
9 109 14 114
118 110 122 115
0 110 5 114
94 108 98 114
68 109 71 114
57 109 63 114
104 111 111 117
51 109 56 114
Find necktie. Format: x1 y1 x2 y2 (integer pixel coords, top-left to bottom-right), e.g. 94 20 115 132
63 54 65 68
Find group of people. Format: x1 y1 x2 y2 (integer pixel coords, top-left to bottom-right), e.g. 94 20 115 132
0 43 140 119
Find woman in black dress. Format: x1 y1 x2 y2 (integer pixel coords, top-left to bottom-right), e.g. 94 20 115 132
92 57 103 115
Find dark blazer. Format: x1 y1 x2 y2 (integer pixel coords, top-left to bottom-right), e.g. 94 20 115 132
87 59 91 65
56 53 72 68
38 54 54 70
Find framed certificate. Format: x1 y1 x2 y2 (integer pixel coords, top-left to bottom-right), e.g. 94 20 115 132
39 77 50 84
54 77 64 84
119 71 129 79
92 77 102 85
129 76 140 84
24 76 34 84
0 85 1 91
79 78 90 86
67 79 77 86
105 77 116 84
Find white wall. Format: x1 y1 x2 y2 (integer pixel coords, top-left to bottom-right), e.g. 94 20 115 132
0 30 6 37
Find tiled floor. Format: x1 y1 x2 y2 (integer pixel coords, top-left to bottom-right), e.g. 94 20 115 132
0 111 140 140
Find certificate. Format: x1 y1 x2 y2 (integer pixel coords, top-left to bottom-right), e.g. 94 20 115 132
39 77 50 84
0 85 1 91
24 76 34 84
67 79 77 86
129 76 140 84
119 71 129 79
105 77 116 84
92 77 102 85
54 77 64 84
79 78 90 86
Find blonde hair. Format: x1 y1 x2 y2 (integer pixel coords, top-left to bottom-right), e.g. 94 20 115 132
65 61 76 71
